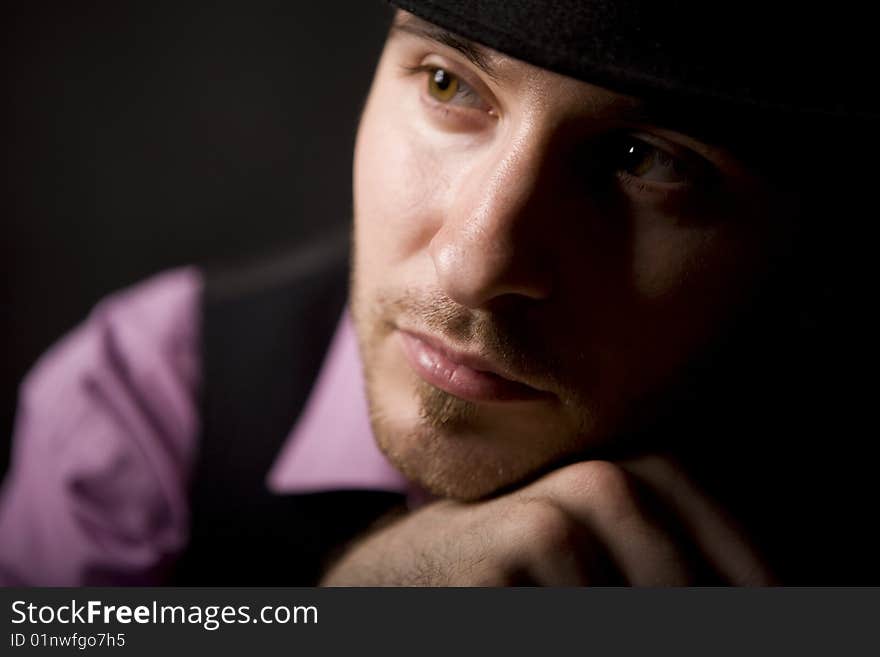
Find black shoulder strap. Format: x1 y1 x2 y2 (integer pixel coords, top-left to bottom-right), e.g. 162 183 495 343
173 231 405 585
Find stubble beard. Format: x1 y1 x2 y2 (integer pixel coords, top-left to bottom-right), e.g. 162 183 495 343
350 280 599 500
351 279 717 499
349 241 615 500
415 380 478 431
352 292 490 499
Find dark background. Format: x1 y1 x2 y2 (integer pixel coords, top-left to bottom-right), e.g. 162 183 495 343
2 1 393 477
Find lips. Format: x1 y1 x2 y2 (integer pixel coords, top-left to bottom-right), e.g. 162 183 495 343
396 329 550 403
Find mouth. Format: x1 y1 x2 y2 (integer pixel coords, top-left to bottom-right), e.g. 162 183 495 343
396 328 552 404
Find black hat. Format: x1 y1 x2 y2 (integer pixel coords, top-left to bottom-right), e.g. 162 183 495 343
389 1 877 121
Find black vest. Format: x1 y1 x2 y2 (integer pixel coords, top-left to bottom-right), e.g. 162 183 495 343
174 232 405 585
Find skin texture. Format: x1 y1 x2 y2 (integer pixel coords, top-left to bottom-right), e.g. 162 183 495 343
336 12 796 584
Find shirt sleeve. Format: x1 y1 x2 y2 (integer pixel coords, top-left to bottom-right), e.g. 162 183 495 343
0 268 202 585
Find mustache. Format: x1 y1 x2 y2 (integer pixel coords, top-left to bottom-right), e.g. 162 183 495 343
381 289 581 392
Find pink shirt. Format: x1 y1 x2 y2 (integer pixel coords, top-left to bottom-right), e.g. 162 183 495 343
0 268 410 586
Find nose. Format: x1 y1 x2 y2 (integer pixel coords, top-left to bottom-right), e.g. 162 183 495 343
429 136 556 309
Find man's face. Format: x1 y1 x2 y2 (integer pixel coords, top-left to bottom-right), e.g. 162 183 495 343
351 12 792 500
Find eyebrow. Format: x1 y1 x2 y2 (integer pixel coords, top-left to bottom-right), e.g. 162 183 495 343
390 14 502 82
389 14 651 121
389 13 743 164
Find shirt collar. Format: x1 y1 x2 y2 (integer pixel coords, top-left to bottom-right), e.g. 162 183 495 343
266 310 411 495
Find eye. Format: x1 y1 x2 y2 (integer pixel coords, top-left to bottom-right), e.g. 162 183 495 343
422 67 485 109
428 68 459 102
617 138 692 184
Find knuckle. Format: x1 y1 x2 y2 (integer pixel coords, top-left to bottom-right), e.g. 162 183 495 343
514 497 579 554
563 460 640 523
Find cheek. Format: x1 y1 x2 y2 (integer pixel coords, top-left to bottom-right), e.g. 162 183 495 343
618 210 772 374
631 180 785 299
629 221 714 300
353 91 446 271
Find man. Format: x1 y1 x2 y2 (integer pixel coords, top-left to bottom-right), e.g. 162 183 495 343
1 2 876 585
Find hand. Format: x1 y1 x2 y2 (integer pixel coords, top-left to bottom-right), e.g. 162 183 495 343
320 456 778 586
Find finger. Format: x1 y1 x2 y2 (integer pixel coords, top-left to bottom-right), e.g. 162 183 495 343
621 454 778 585
534 460 697 586
503 494 623 585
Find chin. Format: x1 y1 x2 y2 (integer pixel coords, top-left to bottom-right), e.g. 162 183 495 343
371 421 531 501
351 280 608 500
360 343 610 501
365 382 584 501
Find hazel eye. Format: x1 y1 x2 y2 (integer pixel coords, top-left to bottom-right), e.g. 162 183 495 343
427 68 459 102
619 139 689 184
